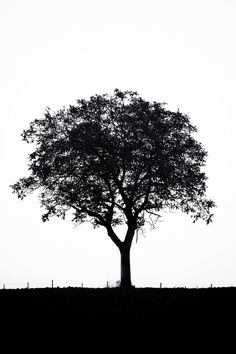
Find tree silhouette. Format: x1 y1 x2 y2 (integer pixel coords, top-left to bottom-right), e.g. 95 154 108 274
11 89 215 287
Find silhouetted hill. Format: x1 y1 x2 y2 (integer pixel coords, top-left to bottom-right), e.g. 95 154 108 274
0 287 235 346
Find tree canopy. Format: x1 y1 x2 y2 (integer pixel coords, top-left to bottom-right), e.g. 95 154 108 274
12 89 214 227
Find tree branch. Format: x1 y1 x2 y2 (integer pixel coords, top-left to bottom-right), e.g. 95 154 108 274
112 173 130 207
120 163 126 185
145 210 162 218
130 166 147 200
134 172 152 219
124 224 136 248
71 204 106 226
106 224 122 249
71 203 122 248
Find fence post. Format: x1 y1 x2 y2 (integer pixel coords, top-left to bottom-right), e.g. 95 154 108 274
106 281 109 288
27 282 29 289
3 284 5 290
160 282 162 289
51 280 54 288
81 283 83 288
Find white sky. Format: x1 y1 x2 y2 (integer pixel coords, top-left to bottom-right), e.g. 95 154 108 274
0 0 236 288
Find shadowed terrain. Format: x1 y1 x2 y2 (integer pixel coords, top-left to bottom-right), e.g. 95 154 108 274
0 287 235 342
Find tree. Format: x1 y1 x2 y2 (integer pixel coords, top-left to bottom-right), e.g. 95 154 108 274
11 89 215 287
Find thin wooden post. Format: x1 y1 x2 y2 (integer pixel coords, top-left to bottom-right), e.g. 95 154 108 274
27 282 29 289
51 280 54 288
106 281 109 288
81 283 83 288
3 284 5 290
160 282 162 289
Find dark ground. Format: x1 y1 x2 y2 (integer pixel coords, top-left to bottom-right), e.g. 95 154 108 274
0 287 235 347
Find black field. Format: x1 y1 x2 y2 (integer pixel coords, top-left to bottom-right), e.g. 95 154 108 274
0 287 235 345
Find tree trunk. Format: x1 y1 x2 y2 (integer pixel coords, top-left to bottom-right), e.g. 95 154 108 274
106 223 135 288
120 245 132 288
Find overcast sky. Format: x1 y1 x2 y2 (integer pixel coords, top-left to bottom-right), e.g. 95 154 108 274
0 0 235 288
